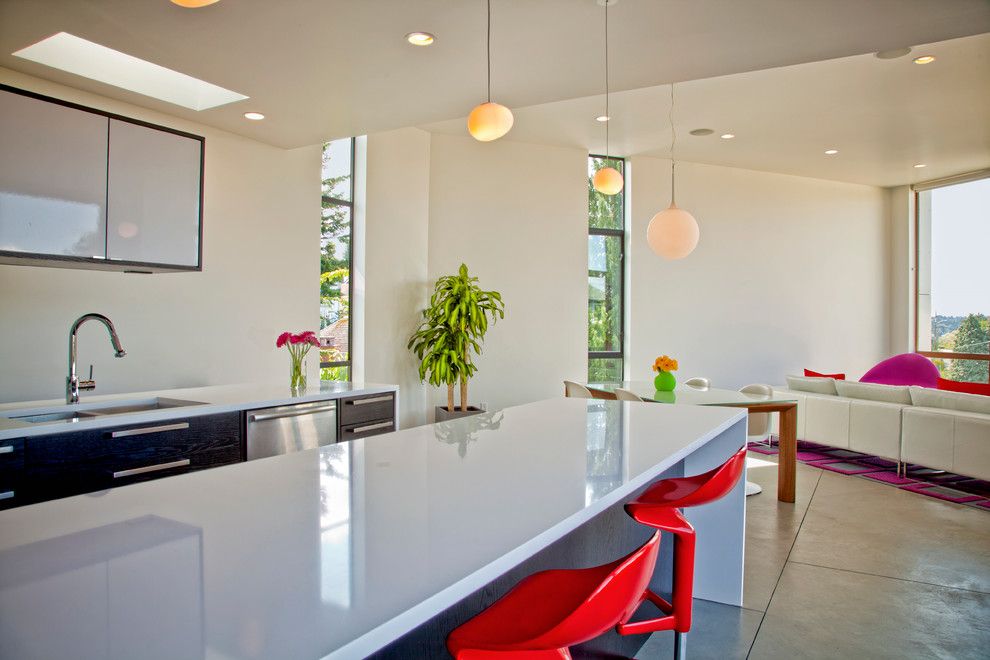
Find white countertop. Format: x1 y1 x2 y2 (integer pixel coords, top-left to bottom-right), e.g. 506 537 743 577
0 381 398 440
0 397 745 659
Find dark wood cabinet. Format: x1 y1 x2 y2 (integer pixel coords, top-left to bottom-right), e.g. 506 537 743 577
0 438 25 511
15 412 240 507
338 392 396 442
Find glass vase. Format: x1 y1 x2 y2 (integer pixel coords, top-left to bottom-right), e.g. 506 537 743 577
290 356 307 393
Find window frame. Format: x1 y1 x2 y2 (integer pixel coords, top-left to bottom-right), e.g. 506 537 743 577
587 154 626 380
320 137 355 377
913 180 990 383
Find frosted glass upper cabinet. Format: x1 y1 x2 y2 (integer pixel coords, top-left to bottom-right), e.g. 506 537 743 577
0 87 108 260
107 119 203 269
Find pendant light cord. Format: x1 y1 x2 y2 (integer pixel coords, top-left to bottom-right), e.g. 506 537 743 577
670 82 676 205
604 0 609 160
487 0 492 103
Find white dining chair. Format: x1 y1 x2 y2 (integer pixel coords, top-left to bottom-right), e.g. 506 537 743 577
739 383 773 496
563 380 594 399
614 388 645 402
684 377 710 389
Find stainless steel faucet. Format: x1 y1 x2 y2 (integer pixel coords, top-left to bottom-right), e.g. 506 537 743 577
67 313 127 404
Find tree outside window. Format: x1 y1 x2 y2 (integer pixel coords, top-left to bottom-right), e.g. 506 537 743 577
320 138 353 381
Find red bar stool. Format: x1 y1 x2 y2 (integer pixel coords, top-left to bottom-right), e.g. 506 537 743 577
446 531 661 659
618 446 747 659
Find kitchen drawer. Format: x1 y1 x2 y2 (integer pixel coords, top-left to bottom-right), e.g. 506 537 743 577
24 412 241 504
339 392 395 426
339 419 396 442
0 438 24 510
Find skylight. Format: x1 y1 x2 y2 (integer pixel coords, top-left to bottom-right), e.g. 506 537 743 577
12 32 248 111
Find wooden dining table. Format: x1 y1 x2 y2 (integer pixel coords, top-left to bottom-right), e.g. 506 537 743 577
585 381 800 503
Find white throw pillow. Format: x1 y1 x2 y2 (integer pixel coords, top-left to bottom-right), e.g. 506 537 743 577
910 387 990 415
835 380 912 405
785 375 838 396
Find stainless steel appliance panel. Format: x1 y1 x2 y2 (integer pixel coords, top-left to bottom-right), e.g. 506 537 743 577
245 401 337 460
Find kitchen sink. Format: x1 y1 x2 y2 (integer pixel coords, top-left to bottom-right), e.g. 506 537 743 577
6 397 207 424
9 411 102 424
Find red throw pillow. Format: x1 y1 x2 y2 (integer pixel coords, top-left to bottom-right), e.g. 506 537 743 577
937 377 990 396
804 369 845 380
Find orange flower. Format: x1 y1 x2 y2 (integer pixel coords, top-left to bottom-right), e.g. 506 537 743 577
652 355 679 372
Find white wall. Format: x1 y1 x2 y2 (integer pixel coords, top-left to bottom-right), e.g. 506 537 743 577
0 69 321 403
362 128 432 428
628 156 888 387
426 134 588 412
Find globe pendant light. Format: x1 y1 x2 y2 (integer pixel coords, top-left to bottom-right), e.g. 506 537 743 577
647 83 699 259
468 0 513 142
592 0 623 196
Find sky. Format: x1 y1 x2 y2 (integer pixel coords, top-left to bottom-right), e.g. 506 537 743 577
930 177 990 317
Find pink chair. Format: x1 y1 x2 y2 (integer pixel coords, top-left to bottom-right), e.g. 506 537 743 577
859 353 939 388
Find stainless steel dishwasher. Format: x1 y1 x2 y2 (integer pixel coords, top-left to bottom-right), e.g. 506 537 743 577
245 400 337 460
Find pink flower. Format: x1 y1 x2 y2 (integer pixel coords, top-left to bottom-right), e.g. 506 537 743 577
279 330 320 349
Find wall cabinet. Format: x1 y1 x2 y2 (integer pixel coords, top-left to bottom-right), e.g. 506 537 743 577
18 412 240 506
0 89 108 259
0 84 204 273
107 119 202 267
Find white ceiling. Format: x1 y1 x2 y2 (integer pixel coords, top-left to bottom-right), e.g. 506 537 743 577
1 0 989 158
424 33 990 187
0 0 990 185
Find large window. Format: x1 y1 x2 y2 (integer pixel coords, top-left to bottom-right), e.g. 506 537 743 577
587 156 625 382
915 176 990 383
320 138 354 381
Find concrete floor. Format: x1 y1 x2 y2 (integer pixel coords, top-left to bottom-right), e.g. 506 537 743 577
633 456 990 659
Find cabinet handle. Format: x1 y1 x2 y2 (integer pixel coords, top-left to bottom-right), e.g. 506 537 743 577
346 395 393 406
0 490 13 500
113 459 190 479
347 421 393 434
250 405 336 422
110 422 190 438
0 445 13 454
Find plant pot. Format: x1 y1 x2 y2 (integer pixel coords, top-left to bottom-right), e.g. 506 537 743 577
435 405 485 422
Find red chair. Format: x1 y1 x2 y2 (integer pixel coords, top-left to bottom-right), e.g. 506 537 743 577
446 531 661 659
619 446 747 659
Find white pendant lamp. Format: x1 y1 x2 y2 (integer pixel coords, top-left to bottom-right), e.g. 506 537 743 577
468 0 513 142
647 83 699 259
593 0 623 195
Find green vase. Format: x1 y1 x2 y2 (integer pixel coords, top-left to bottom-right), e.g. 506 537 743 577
654 370 676 392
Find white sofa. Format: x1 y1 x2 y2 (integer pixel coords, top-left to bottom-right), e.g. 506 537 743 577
772 376 990 481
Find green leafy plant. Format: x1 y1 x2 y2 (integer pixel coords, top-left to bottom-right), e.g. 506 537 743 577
408 264 505 412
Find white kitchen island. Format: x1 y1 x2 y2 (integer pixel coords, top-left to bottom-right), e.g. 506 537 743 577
0 397 747 659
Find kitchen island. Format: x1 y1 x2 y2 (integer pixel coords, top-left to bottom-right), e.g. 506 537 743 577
0 397 747 659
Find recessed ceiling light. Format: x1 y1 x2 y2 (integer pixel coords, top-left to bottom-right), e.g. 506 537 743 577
824 149 838 155
171 0 220 6
914 163 927 168
689 128 714 136
913 55 935 64
874 47 911 60
243 112 265 120
720 133 735 140
405 32 436 46
596 115 610 122
12 32 248 111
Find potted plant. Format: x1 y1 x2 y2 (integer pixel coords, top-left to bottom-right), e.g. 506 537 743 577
408 263 504 421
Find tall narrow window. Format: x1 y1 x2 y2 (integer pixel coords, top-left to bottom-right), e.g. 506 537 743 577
915 176 990 383
587 155 625 382
320 138 354 381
